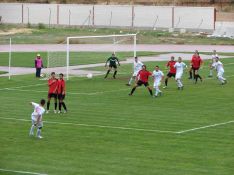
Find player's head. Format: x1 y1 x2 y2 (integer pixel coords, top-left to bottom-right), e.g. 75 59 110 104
40 99 46 106
155 65 159 71
213 50 216 54
59 73 64 79
112 53 115 57
171 56 175 61
37 53 41 58
178 57 182 62
135 56 138 62
215 57 220 62
51 72 56 78
142 65 146 70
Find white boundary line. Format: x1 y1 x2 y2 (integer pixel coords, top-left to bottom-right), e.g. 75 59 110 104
0 117 176 134
0 83 46 91
0 168 48 175
176 120 234 134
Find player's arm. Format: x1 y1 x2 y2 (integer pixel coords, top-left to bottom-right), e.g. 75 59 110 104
30 102 37 107
35 60 37 68
105 57 110 67
62 82 66 95
53 80 58 94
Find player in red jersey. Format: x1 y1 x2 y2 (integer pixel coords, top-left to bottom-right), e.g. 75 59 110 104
129 65 153 96
189 51 203 83
163 56 176 88
46 72 58 113
57 73 67 114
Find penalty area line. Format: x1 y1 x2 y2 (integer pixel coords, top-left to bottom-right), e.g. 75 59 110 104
0 117 176 134
176 120 234 134
0 168 48 175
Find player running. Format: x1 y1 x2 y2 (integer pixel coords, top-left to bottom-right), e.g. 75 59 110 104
213 57 227 85
129 65 153 96
126 56 144 86
57 73 67 114
174 57 187 90
163 56 176 88
208 50 219 77
190 51 203 83
46 72 58 114
29 99 46 139
104 53 120 79
152 66 164 97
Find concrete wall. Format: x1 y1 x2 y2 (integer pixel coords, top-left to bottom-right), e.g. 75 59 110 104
0 3 215 30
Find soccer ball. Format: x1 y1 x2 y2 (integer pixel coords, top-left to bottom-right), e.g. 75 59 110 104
87 73 93 79
40 73 45 78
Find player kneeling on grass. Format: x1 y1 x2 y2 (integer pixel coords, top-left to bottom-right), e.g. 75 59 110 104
57 73 67 113
213 57 227 85
29 99 46 139
152 66 164 97
174 57 187 90
126 56 143 86
104 53 120 79
129 65 153 96
46 72 58 114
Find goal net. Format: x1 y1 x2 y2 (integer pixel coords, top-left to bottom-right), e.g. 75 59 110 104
45 34 137 80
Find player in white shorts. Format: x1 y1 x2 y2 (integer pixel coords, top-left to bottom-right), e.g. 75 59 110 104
126 56 144 86
152 65 164 97
212 57 227 85
174 57 187 90
29 99 46 139
208 50 219 77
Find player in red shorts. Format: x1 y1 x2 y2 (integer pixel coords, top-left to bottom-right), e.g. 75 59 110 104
190 51 203 83
57 73 67 114
163 56 176 88
46 72 58 114
129 65 153 96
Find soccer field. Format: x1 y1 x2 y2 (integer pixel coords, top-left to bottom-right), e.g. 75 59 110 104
0 54 234 175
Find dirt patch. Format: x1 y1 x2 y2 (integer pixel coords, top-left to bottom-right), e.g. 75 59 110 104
0 28 35 36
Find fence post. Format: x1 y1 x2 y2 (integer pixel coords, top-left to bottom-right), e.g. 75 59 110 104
172 6 174 28
92 5 95 26
21 4 24 24
57 4 59 25
131 5 134 28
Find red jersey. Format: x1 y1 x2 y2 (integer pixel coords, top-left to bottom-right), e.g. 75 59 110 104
48 78 58 94
166 61 176 74
57 79 66 94
191 55 203 68
137 70 152 83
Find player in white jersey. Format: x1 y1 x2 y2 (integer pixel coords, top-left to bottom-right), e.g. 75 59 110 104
174 57 187 90
152 66 164 97
126 56 144 86
213 57 227 85
208 50 219 77
29 99 46 139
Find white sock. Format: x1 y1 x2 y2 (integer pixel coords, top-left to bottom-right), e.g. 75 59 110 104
179 80 183 87
176 80 181 87
209 70 213 76
37 129 41 137
128 77 133 85
29 125 35 135
155 88 158 96
218 76 225 83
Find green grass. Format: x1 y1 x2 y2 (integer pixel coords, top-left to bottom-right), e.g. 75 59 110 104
1 24 234 45
0 56 234 175
0 51 159 67
0 71 7 75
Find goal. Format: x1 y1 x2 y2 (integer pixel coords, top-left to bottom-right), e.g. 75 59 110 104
45 34 137 80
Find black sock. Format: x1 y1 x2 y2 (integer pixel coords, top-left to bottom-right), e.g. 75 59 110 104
113 71 117 78
47 102 50 110
165 78 168 86
130 87 136 95
105 70 110 78
59 102 62 111
62 102 67 111
195 75 198 82
198 75 202 80
55 102 57 110
189 71 192 78
148 89 153 96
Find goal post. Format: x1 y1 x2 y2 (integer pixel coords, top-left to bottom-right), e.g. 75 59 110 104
66 34 137 80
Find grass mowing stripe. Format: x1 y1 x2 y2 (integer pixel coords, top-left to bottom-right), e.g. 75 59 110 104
0 117 177 134
0 168 48 175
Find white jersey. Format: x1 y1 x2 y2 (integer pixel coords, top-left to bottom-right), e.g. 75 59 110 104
31 102 45 121
174 62 187 74
214 61 224 73
152 70 164 82
211 54 219 63
134 61 144 73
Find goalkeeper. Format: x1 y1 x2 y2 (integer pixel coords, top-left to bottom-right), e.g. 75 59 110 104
104 53 120 79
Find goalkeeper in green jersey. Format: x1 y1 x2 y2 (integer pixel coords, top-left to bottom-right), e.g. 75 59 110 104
104 53 120 79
